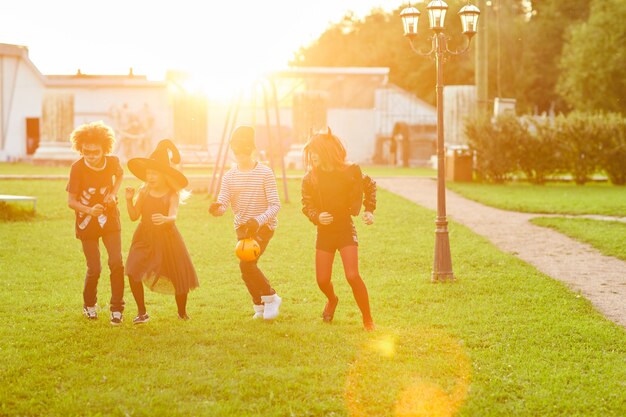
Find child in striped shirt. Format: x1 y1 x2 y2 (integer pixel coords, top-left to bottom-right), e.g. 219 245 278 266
209 125 282 320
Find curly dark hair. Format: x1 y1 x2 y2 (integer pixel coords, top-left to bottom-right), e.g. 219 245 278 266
69 121 116 154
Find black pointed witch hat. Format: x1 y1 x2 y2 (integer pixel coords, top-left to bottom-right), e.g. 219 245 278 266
127 139 188 190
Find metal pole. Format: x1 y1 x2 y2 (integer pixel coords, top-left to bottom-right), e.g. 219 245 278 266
432 32 454 282
270 79 289 203
475 0 489 114
214 93 243 198
261 84 276 173
208 99 234 199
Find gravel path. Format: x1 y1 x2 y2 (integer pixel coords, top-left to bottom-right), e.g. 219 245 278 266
377 177 626 329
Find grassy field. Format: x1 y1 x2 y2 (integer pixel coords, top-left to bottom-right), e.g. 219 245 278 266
0 162 435 178
531 217 626 262
446 182 626 217
1 179 625 416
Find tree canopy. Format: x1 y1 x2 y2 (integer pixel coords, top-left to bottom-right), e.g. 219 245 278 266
290 2 474 105
558 0 626 115
292 0 599 114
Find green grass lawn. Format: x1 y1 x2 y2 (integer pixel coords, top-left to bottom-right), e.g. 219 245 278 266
1 179 625 416
446 182 626 217
0 162 435 178
531 217 626 262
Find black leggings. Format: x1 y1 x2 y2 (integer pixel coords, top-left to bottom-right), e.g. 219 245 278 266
128 276 187 317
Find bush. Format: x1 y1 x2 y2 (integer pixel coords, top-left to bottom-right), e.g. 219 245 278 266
465 114 519 183
557 112 606 185
519 117 564 184
0 202 36 222
598 113 626 185
464 111 626 185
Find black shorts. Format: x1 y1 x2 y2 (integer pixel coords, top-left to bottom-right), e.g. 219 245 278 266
316 222 358 253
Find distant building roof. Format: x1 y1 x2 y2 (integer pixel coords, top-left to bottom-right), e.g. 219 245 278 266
0 43 164 89
275 67 389 77
46 73 166 88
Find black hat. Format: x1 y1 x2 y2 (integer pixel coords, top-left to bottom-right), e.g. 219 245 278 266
230 125 256 150
127 139 188 190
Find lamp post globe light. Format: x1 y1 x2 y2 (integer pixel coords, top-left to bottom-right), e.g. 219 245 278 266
400 1 480 282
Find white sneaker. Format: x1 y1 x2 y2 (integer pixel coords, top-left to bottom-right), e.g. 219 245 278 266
83 305 98 320
261 294 282 320
252 304 264 319
110 311 123 326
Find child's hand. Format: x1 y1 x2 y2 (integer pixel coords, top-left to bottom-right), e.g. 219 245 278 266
362 211 374 225
151 213 168 225
103 193 117 207
125 187 135 200
245 218 259 238
209 202 223 217
318 212 333 225
90 204 105 217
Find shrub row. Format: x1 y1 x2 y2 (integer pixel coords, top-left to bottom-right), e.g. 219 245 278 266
464 112 626 185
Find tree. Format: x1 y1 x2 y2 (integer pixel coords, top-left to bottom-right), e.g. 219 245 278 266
516 0 591 113
291 3 476 105
557 0 626 115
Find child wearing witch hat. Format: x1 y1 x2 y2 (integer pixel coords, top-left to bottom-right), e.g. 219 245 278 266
209 125 282 320
125 139 198 323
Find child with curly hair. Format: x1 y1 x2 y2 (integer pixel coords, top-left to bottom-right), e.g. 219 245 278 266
67 121 125 325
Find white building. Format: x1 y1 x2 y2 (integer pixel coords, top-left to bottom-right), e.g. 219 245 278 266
0 43 172 163
0 43 438 165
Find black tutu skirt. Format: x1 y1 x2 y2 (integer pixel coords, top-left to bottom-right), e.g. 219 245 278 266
126 221 199 295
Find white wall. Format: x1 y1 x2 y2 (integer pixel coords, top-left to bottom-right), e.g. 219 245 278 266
206 105 376 164
0 56 45 161
206 101 293 163
328 109 376 164
58 87 173 142
443 85 476 146
375 87 437 136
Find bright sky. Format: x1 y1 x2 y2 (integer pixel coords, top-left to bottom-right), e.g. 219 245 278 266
1 0 402 96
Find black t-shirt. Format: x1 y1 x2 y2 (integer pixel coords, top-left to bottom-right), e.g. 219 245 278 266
66 156 123 240
317 167 355 229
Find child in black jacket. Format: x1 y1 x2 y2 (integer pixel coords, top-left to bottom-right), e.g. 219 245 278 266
301 128 377 331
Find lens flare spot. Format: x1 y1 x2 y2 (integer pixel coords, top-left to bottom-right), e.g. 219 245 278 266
371 334 397 358
394 381 454 417
345 327 471 417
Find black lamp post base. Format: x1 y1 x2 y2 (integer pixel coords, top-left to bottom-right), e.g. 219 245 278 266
432 221 454 283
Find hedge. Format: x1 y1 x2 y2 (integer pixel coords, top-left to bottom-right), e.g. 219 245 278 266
464 112 626 185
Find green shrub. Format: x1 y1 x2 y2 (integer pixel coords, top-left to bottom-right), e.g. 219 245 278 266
557 112 605 185
0 202 36 222
465 111 625 185
465 114 519 183
598 113 626 185
519 117 564 184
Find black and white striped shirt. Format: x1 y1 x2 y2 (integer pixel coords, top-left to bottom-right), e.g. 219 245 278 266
216 163 281 230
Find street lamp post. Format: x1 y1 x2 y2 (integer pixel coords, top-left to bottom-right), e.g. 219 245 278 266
400 1 480 282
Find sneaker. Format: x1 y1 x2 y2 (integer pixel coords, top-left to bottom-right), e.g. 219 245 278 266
83 305 98 320
133 313 150 324
110 311 123 326
252 304 264 319
322 296 339 323
261 294 282 320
